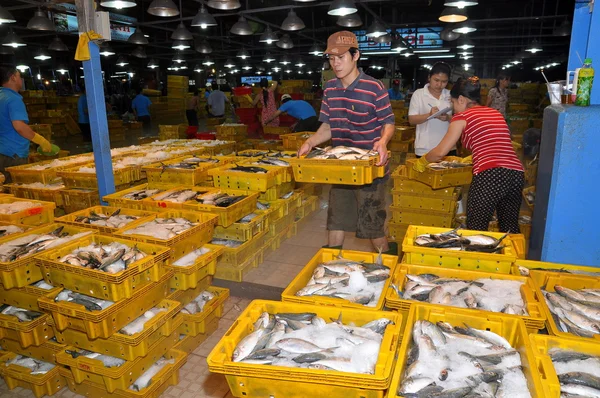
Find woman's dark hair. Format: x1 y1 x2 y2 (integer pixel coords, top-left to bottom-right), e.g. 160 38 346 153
450 76 481 103
260 78 270 106
429 62 451 78
494 73 510 89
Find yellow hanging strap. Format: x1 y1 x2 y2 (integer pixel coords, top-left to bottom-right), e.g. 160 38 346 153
75 31 103 62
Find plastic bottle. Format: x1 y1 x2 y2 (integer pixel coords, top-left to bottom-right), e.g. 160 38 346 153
575 58 594 106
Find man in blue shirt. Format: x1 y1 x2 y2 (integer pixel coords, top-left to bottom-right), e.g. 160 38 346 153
388 79 405 100
131 88 152 135
77 86 91 142
0 66 52 183
264 94 319 132
207 88 229 118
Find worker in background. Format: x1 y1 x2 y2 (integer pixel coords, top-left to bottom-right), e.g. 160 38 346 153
388 79 405 100
252 78 279 127
413 77 524 233
207 86 229 118
0 66 53 183
486 72 510 116
264 94 319 132
77 85 91 142
186 89 199 127
131 88 152 136
408 62 455 157
298 31 396 255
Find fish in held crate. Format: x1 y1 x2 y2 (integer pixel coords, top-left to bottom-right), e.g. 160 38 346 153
295 252 391 307
55 289 114 311
5 355 55 375
181 290 215 315
228 165 269 174
152 189 210 203
58 241 147 274
74 209 140 229
230 311 393 374
543 286 600 337
0 201 41 215
397 320 531 397
130 357 175 391
63 348 126 368
0 227 93 262
121 217 196 240
196 191 247 207
172 246 211 267
517 265 600 278
414 228 507 253
1 305 44 322
119 307 168 335
394 274 528 315
427 159 472 170
251 157 290 167
122 188 164 201
0 224 25 237
305 146 378 160
547 348 600 397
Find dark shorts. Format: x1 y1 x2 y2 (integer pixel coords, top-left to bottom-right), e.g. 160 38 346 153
415 149 458 158
186 109 199 127
327 176 388 239
79 123 91 142
0 154 28 184
294 116 320 132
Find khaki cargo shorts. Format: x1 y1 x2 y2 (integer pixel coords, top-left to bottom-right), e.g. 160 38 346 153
327 176 388 239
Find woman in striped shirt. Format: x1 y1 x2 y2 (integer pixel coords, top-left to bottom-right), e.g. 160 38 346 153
413 77 524 233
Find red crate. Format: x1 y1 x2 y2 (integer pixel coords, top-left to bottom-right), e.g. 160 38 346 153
195 132 216 140
233 87 252 96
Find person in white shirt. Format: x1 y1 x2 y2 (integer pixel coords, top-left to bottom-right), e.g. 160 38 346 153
408 62 457 157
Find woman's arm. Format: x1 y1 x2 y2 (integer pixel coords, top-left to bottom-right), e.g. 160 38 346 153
486 88 494 107
425 120 466 162
252 94 260 107
269 81 278 92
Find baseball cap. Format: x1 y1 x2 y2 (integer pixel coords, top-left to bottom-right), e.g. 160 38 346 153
281 94 292 101
324 31 358 55
392 79 400 85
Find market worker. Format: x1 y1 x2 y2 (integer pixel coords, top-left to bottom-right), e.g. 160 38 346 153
131 88 152 136
486 72 510 116
408 62 455 157
388 79 405 100
264 94 319 132
0 66 52 183
252 78 279 127
413 77 524 233
298 31 396 254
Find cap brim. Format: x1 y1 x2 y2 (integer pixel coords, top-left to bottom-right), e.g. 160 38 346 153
324 46 352 55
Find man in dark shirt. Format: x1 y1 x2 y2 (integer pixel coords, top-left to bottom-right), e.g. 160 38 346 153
298 31 395 253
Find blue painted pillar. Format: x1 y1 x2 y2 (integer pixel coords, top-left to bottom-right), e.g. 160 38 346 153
567 1 599 104
82 42 115 203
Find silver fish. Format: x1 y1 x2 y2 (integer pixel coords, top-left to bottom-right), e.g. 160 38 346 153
129 358 175 391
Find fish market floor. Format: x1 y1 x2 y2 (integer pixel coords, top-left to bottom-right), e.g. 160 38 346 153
0 189 385 398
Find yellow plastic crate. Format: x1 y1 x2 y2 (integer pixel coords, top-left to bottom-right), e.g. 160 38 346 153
6 156 91 185
214 247 264 282
102 184 168 211
213 212 267 241
183 189 259 228
142 155 236 187
195 141 237 156
402 225 517 273
391 165 459 196
263 125 291 136
0 224 96 289
388 139 414 153
388 222 409 243
216 124 248 136
289 155 386 186
269 190 303 218
258 181 295 201
282 249 398 311
141 186 217 211
280 131 315 150
253 139 283 151
530 334 600 398
53 299 182 361
512 258 600 285
523 185 535 210
391 189 458 214
392 126 415 141
295 195 319 221
405 156 473 189
386 262 545 331
0 337 66 365
0 352 66 398
115 210 218 262
0 313 54 348
207 300 402 397
58 349 186 398
0 281 61 311
36 234 171 301
214 230 267 267
389 206 455 227
61 188 100 214
385 305 543 398
7 184 64 209
166 244 222 290
174 316 219 354
57 163 136 190
38 272 172 340
269 211 295 238
177 286 229 337
0 196 55 226
208 163 288 191
55 206 157 234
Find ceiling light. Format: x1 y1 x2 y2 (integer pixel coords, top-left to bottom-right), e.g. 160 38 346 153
403 48 414 57
328 0 357 16
285 69 292 73
444 1 478 8
337 13 362 27
132 46 147 58
34 48 51 60
463 63 471 70
147 0 179 17
391 38 407 52
366 20 387 38
27 9 54 31
173 54 184 63
56 67 68 74
272 66 281 72
172 40 190 50
309 44 324 56
180 62 188 69
224 59 235 68
295 58 305 67
419 54 456 59
553 19 571 37
207 0 241 10
99 44 115 56
116 55 129 67
439 7 468 23
0 6 16 24
242 64 252 70
457 37 474 50
100 0 136 9
263 52 276 63
16 65 29 73
2 31 26 48
280 55 291 65
294 0 317 2
168 64 179 71
461 54 472 60
440 27 461 41
128 28 149 45
191 6 217 29
281 10 305 31
236 48 250 59
307 70 313 74
148 59 159 68
452 22 477 34
193 64 202 72
511 59 522 65
260 26 279 44
277 34 294 49
374 34 392 44
231 15 253 35
202 57 215 65
196 40 212 54
526 39 542 53
171 22 193 40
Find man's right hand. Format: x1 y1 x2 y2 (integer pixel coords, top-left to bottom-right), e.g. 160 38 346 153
298 141 312 157
430 106 440 116
31 133 52 153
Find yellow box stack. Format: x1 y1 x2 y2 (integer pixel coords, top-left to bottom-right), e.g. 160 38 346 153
215 123 248 142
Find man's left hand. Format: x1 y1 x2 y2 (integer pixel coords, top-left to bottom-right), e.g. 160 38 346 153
373 140 389 166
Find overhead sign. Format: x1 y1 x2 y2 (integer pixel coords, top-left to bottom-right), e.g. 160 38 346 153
54 3 137 41
241 76 272 84
355 27 443 51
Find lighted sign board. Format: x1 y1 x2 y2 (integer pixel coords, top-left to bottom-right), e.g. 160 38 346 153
355 27 443 52
54 3 137 41
241 76 273 84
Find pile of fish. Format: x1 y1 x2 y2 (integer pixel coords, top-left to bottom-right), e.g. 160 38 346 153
280 191 294 200
172 246 211 267
427 160 472 170
236 150 270 157
547 348 600 397
121 217 196 240
395 274 528 315
159 157 220 172
542 285 600 337
414 228 507 253
251 157 291 167
517 265 600 278
55 289 114 311
228 165 268 174
119 307 167 335
257 202 271 211
294 253 390 307
210 238 243 248
0 224 25 237
27 155 93 170
121 188 164 201
58 241 147 274
74 209 140 229
64 348 126 368
32 280 54 290
0 201 42 215
231 311 392 375
239 213 259 223
197 191 247 207
525 190 535 205
0 305 43 322
151 189 210 204
14 182 65 190
130 358 175 392
397 320 531 397
181 290 215 315
305 146 378 160
5 355 55 374
0 227 92 262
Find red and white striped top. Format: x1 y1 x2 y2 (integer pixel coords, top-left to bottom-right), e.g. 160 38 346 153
452 106 524 175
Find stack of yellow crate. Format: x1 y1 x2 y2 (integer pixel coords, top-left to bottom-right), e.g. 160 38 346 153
108 118 126 142
215 123 248 142
389 126 416 169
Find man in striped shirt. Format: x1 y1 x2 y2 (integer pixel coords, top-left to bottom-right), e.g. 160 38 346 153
298 31 396 253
